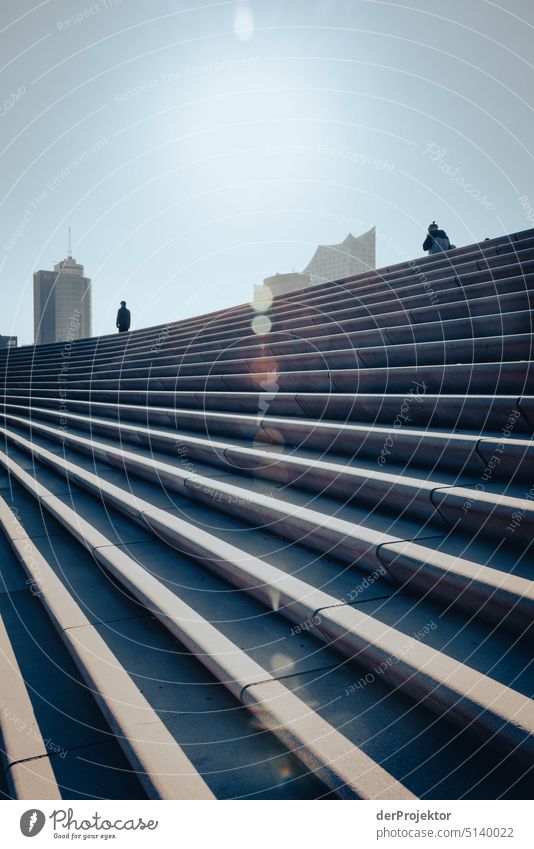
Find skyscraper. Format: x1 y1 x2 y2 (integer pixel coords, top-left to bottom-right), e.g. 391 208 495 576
33 255 92 345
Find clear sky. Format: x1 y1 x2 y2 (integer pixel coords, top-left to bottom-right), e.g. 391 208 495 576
1 0 533 344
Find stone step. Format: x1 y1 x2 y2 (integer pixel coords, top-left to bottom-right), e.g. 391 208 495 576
7 304 533 380
6 334 533 387
1 431 532 769
0 484 333 802
0 497 214 800
0 604 61 799
4 453 532 799
91 309 534 372
291 289 534 343
8 360 532 399
3 398 532 486
0 414 511 535
1 417 533 635
2 388 530 434
85 309 534 374
0 506 149 800
10 394 534 467
0 448 415 800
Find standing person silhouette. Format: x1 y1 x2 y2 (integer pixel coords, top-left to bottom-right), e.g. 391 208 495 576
423 221 454 255
116 300 131 333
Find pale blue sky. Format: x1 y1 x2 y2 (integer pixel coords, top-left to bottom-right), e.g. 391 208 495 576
1 0 533 344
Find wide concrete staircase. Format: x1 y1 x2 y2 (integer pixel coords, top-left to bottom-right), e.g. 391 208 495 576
0 228 533 800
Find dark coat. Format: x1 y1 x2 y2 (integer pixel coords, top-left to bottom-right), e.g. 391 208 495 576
423 229 450 254
116 306 131 330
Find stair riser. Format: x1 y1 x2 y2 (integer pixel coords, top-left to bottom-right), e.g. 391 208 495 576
2 390 531 434
5 333 533 384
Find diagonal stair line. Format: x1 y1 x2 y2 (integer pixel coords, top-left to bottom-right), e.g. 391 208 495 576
8 399 533 485
2 416 533 633
0 436 532 768
0 496 214 800
0 610 62 800
6 332 533 386
6 301 533 378
0 451 414 801
1 414 533 632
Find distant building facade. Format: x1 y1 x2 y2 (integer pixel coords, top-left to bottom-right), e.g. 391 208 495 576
33 256 91 345
0 335 17 349
262 272 312 297
303 227 376 287
260 227 376 298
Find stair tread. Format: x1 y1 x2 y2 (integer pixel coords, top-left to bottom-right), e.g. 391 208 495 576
2 438 532 796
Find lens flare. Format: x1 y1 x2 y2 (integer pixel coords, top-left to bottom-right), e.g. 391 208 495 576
252 314 271 335
251 285 273 313
234 3 254 42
